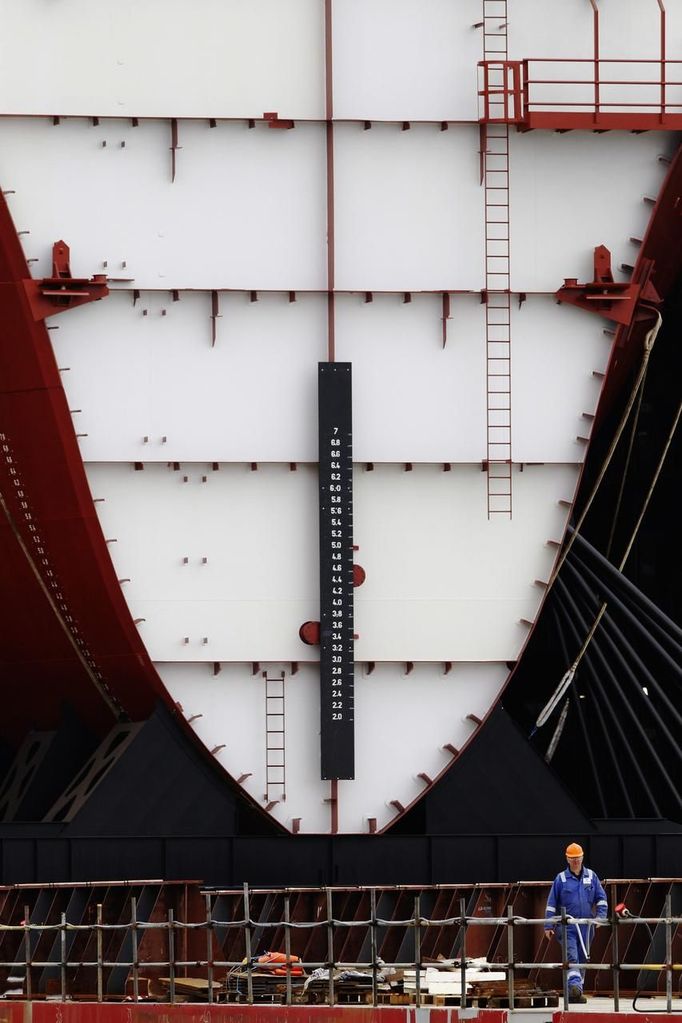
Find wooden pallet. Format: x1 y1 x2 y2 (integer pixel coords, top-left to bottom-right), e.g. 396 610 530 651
468 978 559 1008
305 986 378 1005
225 972 307 1005
475 995 559 1009
396 992 560 1008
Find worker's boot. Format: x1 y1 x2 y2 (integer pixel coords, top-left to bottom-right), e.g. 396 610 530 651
568 985 587 1004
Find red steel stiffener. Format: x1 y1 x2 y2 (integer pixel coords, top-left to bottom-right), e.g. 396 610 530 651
555 245 658 327
263 111 295 130
23 240 109 321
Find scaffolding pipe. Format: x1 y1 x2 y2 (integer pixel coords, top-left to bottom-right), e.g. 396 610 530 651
665 891 672 1012
205 893 213 1004
370 888 378 1007
326 886 334 1006
414 895 421 1008
24 904 31 1002
507 904 515 1007
243 884 253 1005
284 893 292 1007
131 897 139 1002
168 908 176 1005
97 903 103 1002
460 897 467 1009
60 911 66 1001
561 907 569 1009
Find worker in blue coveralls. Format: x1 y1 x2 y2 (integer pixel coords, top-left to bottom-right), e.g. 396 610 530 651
544 842 608 1003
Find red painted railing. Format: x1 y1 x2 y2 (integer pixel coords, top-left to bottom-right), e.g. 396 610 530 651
479 59 682 130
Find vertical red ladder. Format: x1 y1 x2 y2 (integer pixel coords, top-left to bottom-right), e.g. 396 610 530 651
482 0 512 517
263 671 286 806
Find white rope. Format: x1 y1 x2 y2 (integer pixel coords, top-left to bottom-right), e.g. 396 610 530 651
547 309 661 589
544 697 570 762
534 310 664 736
540 386 681 737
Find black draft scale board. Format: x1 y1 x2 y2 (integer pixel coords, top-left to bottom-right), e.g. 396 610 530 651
318 362 354 780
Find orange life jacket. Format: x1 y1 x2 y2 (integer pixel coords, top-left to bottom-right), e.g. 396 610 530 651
254 951 304 976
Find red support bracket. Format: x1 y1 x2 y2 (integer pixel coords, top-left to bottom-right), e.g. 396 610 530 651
555 245 643 326
23 241 108 321
263 111 294 130
441 291 451 348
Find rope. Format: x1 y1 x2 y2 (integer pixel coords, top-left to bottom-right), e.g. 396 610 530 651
547 308 660 589
604 357 649 560
619 397 681 570
544 696 569 762
534 309 679 737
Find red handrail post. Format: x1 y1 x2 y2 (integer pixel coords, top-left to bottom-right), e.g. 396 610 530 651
521 59 530 123
481 61 490 121
589 0 600 124
658 0 666 123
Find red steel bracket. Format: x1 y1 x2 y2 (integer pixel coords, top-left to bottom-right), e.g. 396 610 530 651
23 240 109 321
263 111 295 129
554 245 658 327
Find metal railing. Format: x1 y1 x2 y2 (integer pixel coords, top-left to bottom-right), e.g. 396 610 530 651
479 58 682 128
1 884 680 1011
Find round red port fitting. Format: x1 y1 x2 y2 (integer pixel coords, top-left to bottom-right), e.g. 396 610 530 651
353 564 366 587
299 621 320 645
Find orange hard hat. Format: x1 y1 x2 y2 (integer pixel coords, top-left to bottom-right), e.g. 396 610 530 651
565 842 584 857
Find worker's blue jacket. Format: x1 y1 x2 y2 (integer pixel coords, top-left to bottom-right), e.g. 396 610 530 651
545 866 608 930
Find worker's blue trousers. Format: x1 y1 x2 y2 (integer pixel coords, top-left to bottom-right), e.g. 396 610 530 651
566 924 591 992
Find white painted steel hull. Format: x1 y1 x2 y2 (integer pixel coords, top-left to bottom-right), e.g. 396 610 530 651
0 0 677 832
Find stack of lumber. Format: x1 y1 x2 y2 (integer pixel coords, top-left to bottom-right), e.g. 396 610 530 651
404 962 506 998
401 959 557 1007
147 977 224 1003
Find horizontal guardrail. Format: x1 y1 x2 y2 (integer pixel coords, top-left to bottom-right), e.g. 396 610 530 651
0 885 679 1012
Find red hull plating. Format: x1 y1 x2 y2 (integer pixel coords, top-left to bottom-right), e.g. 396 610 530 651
1 1004 680 1023
0 193 168 743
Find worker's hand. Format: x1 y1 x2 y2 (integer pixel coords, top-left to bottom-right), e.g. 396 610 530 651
544 929 554 940
595 918 609 926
